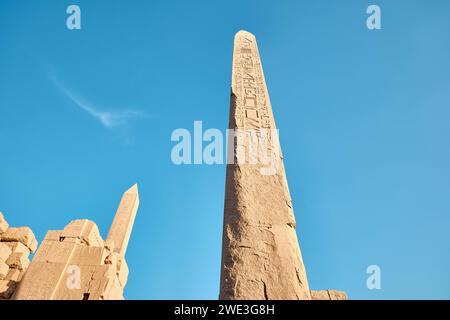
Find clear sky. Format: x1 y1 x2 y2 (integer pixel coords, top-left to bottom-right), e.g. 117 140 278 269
1 0 449 299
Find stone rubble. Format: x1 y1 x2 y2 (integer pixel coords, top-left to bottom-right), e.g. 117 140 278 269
310 290 348 300
0 212 37 299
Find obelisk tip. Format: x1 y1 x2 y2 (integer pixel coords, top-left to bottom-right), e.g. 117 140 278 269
235 29 256 39
125 183 139 195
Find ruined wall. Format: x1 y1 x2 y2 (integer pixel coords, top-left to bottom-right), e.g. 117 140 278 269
12 185 138 300
14 219 128 300
0 211 37 299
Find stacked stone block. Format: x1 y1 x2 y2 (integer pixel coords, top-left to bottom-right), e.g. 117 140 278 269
0 211 38 299
310 290 348 300
13 184 138 300
14 219 129 300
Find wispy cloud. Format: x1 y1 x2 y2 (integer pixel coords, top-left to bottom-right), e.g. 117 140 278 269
51 76 147 129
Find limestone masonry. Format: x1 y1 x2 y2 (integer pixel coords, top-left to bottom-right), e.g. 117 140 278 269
0 212 37 299
0 184 139 300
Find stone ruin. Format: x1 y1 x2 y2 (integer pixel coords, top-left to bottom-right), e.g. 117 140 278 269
0 184 138 300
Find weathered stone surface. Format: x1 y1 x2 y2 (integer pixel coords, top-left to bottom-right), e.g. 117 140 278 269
105 252 118 266
104 239 115 252
219 30 311 300
5 268 24 282
51 264 113 300
116 257 129 287
0 212 8 234
43 230 63 241
33 235 107 266
106 184 139 258
14 261 66 300
14 237 112 300
0 212 37 299
88 263 124 301
310 290 348 300
328 290 348 300
0 280 16 299
6 252 30 270
0 259 9 280
14 185 138 300
28 237 38 253
70 245 108 266
61 219 104 247
0 243 12 261
33 240 78 264
310 290 330 300
3 241 28 254
1 227 37 252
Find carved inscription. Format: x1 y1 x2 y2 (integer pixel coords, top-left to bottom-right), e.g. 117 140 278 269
232 32 279 170
233 35 272 130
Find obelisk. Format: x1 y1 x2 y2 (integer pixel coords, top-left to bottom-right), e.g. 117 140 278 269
219 30 311 300
106 184 140 258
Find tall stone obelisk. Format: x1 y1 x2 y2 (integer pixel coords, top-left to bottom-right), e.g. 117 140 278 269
106 184 140 258
219 30 311 300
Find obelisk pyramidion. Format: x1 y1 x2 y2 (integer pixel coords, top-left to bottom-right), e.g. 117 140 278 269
219 30 311 300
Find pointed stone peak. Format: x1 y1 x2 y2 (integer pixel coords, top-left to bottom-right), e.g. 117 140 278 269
125 184 138 195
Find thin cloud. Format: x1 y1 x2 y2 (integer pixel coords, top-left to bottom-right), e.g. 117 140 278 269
51 76 147 129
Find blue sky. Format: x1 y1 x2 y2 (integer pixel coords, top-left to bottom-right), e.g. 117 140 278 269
1 0 449 299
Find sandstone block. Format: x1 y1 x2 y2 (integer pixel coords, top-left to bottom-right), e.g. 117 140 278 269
5 268 24 282
0 279 16 299
4 241 29 254
104 239 115 252
6 252 30 270
1 227 37 252
33 240 78 264
104 252 127 286
0 259 9 280
328 290 348 300
61 220 104 247
71 246 108 266
105 184 139 258
117 258 129 287
310 290 330 300
13 261 66 300
0 243 12 261
28 237 38 253
83 265 117 300
43 230 63 241
310 290 348 300
105 252 118 266
52 265 97 300
12 185 137 300
101 275 123 300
